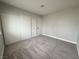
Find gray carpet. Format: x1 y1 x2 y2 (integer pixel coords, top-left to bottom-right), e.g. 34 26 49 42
3 35 79 59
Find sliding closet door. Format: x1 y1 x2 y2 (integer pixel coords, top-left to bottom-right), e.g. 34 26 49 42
0 16 4 59
31 16 37 37
31 16 42 36
1 12 42 45
2 13 31 45
36 16 42 35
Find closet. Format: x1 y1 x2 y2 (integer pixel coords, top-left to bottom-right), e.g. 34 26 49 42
1 8 42 45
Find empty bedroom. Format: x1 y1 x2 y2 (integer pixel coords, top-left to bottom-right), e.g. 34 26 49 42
0 0 79 59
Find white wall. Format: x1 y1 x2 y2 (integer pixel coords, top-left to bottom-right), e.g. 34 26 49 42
0 17 4 59
0 2 42 45
42 8 77 44
77 8 79 55
0 35 4 59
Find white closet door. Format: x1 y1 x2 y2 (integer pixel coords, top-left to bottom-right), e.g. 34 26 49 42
36 16 42 35
31 16 37 37
20 15 31 39
2 13 31 45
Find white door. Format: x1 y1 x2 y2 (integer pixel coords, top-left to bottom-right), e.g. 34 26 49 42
36 16 42 35
31 16 37 37
2 13 31 45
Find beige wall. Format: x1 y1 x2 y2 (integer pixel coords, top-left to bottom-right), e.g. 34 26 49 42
42 8 77 44
0 2 42 45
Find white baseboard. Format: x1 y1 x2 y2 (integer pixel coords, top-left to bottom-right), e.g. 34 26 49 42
42 34 77 45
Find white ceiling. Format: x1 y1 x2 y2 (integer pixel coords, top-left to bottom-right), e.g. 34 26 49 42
0 0 78 15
